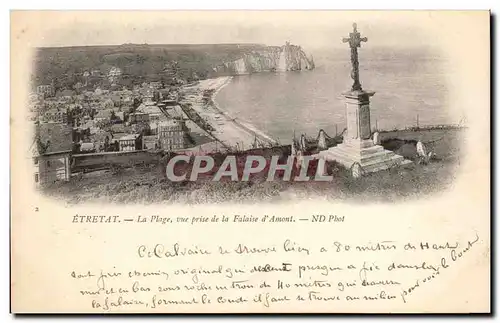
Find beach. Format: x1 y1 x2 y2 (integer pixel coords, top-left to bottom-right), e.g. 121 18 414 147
179 77 278 151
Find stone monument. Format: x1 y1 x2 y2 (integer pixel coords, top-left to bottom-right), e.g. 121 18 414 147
316 23 411 176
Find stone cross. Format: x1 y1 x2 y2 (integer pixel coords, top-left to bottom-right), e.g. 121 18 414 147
343 23 368 91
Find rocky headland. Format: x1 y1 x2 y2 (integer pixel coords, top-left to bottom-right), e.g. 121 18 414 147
213 42 315 75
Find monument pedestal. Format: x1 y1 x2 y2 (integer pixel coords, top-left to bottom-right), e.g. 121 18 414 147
316 90 411 176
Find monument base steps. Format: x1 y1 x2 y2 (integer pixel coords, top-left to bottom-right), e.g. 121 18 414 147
316 141 412 175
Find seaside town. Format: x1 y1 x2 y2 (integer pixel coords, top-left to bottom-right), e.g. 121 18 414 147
29 57 282 186
28 33 463 203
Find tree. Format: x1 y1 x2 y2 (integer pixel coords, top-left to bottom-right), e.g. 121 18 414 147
153 91 160 103
96 119 111 132
104 136 110 152
110 110 117 121
132 121 151 136
36 137 50 155
132 98 142 110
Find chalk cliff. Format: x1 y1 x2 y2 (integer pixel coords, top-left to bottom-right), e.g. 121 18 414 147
214 42 315 75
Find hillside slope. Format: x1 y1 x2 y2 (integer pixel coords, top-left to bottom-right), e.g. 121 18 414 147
32 42 314 90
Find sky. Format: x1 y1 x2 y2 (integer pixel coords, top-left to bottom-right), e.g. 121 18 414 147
12 11 486 51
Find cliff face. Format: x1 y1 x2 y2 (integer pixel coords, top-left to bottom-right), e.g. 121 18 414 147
214 42 315 75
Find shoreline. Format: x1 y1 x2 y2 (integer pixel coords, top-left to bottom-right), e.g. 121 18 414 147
180 76 278 151
181 77 464 153
211 77 278 145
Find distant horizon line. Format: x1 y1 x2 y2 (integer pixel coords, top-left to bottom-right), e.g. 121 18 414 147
36 42 269 49
36 42 435 51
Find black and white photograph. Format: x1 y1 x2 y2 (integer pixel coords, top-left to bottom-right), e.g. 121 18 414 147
27 12 468 204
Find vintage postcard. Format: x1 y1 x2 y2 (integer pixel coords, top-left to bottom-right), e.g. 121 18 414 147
10 11 490 313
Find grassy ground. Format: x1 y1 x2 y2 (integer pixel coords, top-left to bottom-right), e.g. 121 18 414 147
41 128 464 205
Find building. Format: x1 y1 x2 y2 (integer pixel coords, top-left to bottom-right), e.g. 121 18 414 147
108 67 122 84
143 89 155 103
149 121 159 135
137 102 162 115
149 81 163 90
110 124 129 134
32 123 73 186
108 66 122 78
94 109 115 122
149 113 162 122
39 109 68 124
143 135 159 150
164 105 185 120
115 111 125 122
118 134 143 152
37 84 55 98
136 103 163 125
129 112 150 124
158 119 190 151
56 89 76 99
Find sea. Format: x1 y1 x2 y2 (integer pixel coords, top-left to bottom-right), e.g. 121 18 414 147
215 46 456 144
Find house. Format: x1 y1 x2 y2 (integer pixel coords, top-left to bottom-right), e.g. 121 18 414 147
32 123 73 186
108 67 122 84
129 112 150 124
164 105 185 120
40 109 68 124
142 89 155 102
57 89 76 99
94 109 114 121
136 103 162 124
37 84 55 98
110 124 129 134
115 111 125 122
158 119 190 151
149 82 163 90
108 66 122 78
118 134 143 152
149 121 159 135
137 102 162 115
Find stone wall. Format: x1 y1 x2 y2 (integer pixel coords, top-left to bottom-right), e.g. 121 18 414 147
72 150 160 172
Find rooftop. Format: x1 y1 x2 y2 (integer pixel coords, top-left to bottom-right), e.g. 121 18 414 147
158 119 182 126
